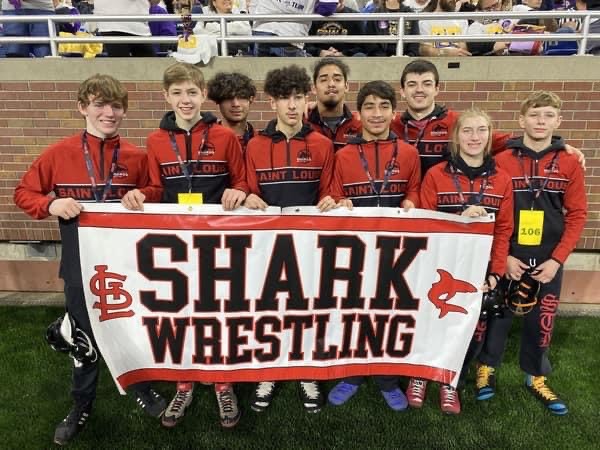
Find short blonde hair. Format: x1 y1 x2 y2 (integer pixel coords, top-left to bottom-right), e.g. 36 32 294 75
77 74 128 111
163 62 206 91
520 91 562 115
450 108 494 160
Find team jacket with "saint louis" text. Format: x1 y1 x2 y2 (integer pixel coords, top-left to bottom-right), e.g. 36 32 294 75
331 134 421 208
245 120 334 207
495 137 587 264
420 156 514 276
145 111 248 204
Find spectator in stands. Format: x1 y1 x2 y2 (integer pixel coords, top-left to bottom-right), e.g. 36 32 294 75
0 22 6 57
466 0 511 55
94 0 156 56
364 0 420 56
419 0 472 56
513 0 559 31
54 0 80 34
2 0 55 57
557 0 583 32
72 0 92 14
149 1 177 54
360 0 379 12
252 0 338 57
306 0 367 57
575 0 600 54
194 0 252 56
404 0 431 11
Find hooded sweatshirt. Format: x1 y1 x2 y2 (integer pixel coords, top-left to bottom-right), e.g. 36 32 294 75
495 136 587 264
13 132 151 286
420 155 514 276
145 111 248 204
245 120 334 207
331 133 421 207
306 104 362 152
391 105 511 177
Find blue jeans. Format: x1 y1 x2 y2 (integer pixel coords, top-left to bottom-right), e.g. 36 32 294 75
3 8 54 57
252 31 308 57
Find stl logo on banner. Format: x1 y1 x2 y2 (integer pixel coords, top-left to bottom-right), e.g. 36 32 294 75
90 265 134 322
427 269 477 318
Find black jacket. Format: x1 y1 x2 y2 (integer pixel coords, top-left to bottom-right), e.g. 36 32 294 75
306 6 366 56
364 6 420 57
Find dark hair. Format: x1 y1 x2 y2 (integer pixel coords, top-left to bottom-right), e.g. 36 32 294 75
356 80 397 111
264 65 312 98
400 59 440 87
312 57 350 83
207 72 257 104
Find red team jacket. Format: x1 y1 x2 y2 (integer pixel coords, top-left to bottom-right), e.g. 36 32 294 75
331 135 421 208
306 104 362 152
13 132 152 285
420 156 514 276
495 137 587 264
390 105 511 176
245 121 335 207
145 111 248 204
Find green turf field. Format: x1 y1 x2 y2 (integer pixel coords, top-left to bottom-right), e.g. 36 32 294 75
0 306 598 449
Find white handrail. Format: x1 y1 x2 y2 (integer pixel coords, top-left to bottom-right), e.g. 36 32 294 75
0 11 599 57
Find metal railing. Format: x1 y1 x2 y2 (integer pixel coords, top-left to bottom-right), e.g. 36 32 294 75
0 11 599 57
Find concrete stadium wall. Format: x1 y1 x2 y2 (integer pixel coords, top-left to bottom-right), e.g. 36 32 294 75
0 56 599 303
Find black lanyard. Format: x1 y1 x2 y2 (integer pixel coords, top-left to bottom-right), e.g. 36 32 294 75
357 140 398 207
168 126 210 192
517 150 559 209
450 164 488 211
81 131 119 203
403 116 435 148
241 123 254 151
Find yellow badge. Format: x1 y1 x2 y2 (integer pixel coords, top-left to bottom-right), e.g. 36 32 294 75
178 193 203 205
518 210 544 246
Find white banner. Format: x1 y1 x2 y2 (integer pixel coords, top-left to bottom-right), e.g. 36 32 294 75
78 204 494 393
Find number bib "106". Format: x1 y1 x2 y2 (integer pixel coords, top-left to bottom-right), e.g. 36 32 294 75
518 210 544 245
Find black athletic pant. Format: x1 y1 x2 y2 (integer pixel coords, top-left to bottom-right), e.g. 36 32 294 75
458 318 489 385
478 267 563 376
65 285 151 406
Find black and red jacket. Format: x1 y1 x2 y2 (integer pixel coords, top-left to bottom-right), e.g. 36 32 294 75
420 156 514 276
495 137 587 264
331 133 421 207
13 132 151 286
245 120 334 207
306 104 362 152
391 105 510 176
145 111 248 204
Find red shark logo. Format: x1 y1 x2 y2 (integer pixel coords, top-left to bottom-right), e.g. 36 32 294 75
427 269 477 318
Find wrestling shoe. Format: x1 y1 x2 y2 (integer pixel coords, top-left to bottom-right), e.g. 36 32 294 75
299 380 324 413
406 378 428 408
53 401 92 446
250 381 276 412
215 383 241 428
476 364 496 401
161 383 193 427
440 384 461 415
526 375 568 415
